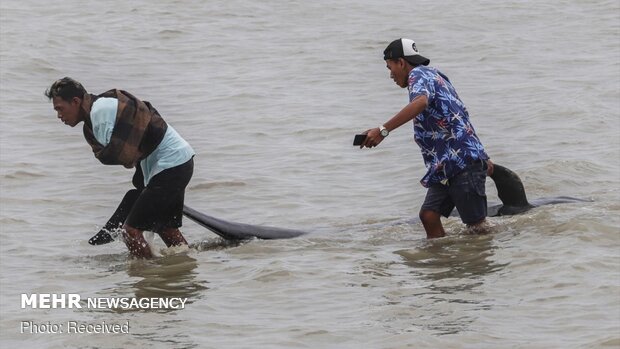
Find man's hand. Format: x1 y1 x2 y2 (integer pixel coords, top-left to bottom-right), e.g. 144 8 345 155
360 127 384 148
358 95 428 150
486 159 494 177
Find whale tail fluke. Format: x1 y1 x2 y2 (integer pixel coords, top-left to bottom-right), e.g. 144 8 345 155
88 189 140 245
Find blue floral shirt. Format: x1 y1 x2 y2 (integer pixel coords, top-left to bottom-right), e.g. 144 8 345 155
408 66 488 187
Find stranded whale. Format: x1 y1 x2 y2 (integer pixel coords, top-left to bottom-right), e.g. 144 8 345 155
485 164 589 217
87 189 310 245
88 163 588 245
182 205 308 240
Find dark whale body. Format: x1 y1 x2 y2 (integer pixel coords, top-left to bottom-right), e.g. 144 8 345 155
88 163 589 245
87 190 310 245
486 164 589 217
182 205 308 240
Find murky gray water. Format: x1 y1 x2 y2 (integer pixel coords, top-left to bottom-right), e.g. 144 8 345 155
1 1 619 348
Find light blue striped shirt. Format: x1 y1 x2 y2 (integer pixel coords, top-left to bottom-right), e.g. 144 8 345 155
90 97 195 186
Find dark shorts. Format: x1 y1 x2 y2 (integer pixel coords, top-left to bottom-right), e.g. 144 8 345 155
420 161 488 225
125 157 194 232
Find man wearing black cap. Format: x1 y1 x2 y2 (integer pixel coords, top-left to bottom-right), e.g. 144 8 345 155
360 38 493 238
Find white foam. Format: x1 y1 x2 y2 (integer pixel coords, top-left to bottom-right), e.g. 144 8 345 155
142 231 161 257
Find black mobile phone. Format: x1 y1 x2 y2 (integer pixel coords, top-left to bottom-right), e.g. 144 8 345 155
353 134 367 146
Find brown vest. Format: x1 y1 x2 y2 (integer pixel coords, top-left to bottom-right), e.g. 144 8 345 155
82 89 168 168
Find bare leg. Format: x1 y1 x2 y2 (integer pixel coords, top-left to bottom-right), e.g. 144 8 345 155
157 227 188 248
419 209 446 239
122 224 153 258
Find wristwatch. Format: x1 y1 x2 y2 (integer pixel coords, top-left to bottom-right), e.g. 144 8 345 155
379 125 389 137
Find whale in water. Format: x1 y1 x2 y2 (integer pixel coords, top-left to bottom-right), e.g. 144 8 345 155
87 189 309 245
87 163 588 245
486 163 589 217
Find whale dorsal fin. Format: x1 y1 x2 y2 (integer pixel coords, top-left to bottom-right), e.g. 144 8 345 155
489 164 532 215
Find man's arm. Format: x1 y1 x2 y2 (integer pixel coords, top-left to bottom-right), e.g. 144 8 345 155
361 94 428 148
90 97 118 146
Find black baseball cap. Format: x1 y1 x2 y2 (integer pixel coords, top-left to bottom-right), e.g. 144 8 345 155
383 38 430 66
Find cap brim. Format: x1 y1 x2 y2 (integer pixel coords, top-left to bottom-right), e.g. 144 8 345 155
404 55 430 66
